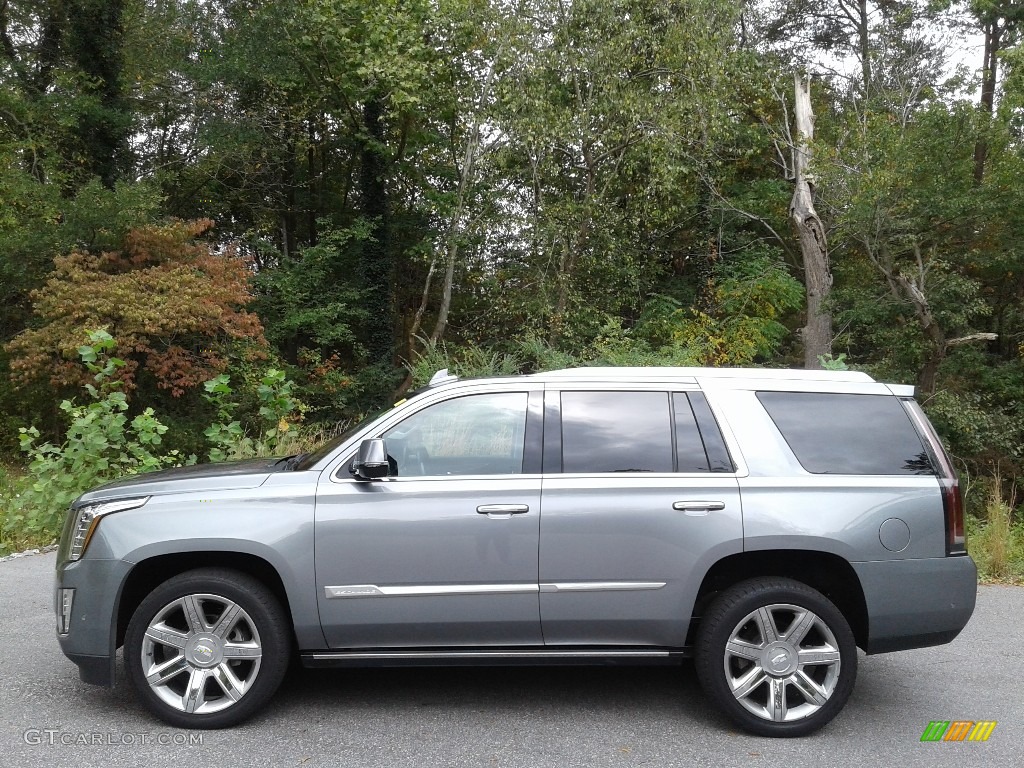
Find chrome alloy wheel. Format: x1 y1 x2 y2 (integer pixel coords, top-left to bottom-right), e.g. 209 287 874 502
723 603 842 723
141 593 263 715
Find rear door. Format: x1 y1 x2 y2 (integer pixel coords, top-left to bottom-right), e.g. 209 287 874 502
538 386 743 647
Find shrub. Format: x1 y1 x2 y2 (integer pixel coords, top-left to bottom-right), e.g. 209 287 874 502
203 368 302 461
1 331 193 541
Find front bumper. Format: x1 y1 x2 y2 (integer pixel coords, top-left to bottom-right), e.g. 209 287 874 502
853 554 977 654
54 556 133 687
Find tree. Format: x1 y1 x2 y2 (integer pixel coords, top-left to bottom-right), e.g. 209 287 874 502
824 103 1000 395
789 74 832 367
752 0 951 106
64 0 130 187
482 0 748 349
0 0 65 181
6 219 265 397
970 0 1024 181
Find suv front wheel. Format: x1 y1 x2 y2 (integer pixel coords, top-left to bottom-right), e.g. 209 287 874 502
124 568 291 728
695 577 857 737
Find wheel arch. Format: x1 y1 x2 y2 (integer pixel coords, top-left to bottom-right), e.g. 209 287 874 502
116 551 294 650
687 550 869 650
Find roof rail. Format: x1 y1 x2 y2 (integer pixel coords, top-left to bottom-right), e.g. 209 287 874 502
531 366 875 383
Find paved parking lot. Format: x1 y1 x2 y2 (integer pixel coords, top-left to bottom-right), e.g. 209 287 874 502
1 551 1019 767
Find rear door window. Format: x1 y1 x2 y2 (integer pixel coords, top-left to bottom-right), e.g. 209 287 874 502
558 391 733 474
560 391 673 473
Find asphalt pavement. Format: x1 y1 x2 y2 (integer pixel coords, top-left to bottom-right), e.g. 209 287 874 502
0 551 1019 767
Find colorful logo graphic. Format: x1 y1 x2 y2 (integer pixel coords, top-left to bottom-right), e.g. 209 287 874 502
920 721 997 742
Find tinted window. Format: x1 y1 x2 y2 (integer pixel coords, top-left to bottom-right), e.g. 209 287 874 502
673 394 710 472
382 392 528 477
561 391 673 473
757 392 932 475
686 392 734 472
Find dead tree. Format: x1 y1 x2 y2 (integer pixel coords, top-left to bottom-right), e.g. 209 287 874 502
790 74 833 369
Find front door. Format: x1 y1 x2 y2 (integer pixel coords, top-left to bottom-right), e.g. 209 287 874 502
314 388 544 648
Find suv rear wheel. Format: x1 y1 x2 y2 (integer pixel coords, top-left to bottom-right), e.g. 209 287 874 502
124 568 291 728
695 577 857 737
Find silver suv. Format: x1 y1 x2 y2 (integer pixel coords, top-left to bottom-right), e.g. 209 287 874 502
54 366 977 737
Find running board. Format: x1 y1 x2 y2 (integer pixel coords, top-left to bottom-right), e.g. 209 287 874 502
301 648 689 668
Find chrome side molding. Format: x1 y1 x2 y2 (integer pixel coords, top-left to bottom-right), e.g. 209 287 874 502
324 582 667 599
539 582 666 593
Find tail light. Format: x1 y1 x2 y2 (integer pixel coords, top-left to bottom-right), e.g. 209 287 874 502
939 477 966 555
902 399 967 556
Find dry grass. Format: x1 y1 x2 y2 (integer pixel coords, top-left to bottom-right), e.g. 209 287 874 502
967 476 1024 584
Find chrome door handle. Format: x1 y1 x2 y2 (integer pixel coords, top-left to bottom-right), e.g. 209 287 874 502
672 501 725 514
477 504 529 515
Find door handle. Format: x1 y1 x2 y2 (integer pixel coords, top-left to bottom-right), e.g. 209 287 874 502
672 501 725 515
476 504 530 516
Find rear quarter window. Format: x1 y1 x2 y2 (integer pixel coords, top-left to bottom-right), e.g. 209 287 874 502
756 392 933 475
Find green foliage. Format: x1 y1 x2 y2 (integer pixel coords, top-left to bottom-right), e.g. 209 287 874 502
203 369 301 461
408 340 522 389
818 354 850 371
253 225 370 356
258 369 300 441
202 374 253 462
623 254 804 366
1 331 192 541
923 388 1024 477
0 172 161 340
0 463 31 556
514 336 586 374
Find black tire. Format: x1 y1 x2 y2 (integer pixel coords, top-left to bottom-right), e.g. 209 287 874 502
124 568 291 729
694 577 857 737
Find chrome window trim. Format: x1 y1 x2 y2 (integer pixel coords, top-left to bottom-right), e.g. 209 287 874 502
329 472 545 485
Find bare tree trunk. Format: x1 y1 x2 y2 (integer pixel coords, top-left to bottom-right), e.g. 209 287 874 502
894 269 946 396
790 74 832 369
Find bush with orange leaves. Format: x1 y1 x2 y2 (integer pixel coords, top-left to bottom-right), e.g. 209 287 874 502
5 219 266 397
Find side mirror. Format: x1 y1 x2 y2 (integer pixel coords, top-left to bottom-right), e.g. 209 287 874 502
352 438 391 481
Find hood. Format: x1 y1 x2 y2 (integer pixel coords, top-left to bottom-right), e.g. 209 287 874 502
74 457 286 506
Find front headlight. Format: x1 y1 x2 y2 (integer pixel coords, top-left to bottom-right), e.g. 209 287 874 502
67 497 150 561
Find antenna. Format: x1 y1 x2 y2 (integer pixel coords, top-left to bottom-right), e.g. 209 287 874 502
428 368 459 387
